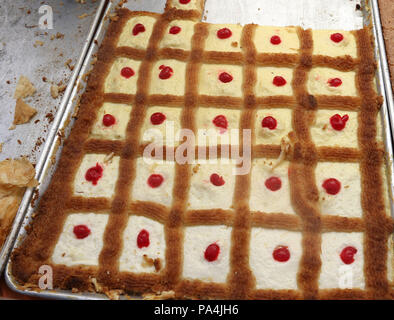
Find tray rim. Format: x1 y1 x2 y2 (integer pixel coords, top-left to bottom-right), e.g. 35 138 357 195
4 0 394 300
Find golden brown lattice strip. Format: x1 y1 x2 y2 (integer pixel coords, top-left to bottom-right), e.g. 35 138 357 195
227 24 256 300
289 28 323 300
356 28 393 299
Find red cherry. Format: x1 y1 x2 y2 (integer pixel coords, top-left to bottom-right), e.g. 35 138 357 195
120 67 135 79
340 246 357 264
273 246 290 262
102 114 116 127
179 0 191 4
210 173 225 186
73 225 91 239
159 65 174 79
273 76 287 87
270 35 281 45
217 28 232 39
218 72 233 83
265 177 282 191
330 114 349 131
328 78 342 87
330 33 344 43
150 112 166 125
212 115 228 129
85 163 103 186
169 26 181 34
204 243 220 262
147 174 164 188
261 116 277 130
322 178 341 195
137 229 150 248
132 23 145 36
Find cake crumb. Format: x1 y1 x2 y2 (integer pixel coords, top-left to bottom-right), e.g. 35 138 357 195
78 13 88 19
50 83 66 99
231 41 238 48
0 158 37 247
13 76 36 100
143 290 176 300
50 85 59 98
33 40 44 47
104 152 115 164
13 99 37 125
65 59 74 71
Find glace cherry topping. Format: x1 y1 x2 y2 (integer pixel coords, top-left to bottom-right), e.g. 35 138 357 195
270 35 281 45
150 112 166 125
330 114 349 131
265 177 282 191
102 114 116 127
179 0 191 4
218 72 233 83
137 229 150 248
262 116 277 130
204 243 220 262
210 173 225 186
159 65 174 80
213 115 228 130
328 78 342 87
121 67 135 79
217 28 232 39
273 246 290 262
85 163 103 186
132 23 145 36
340 246 357 264
322 178 341 195
148 174 164 188
330 33 344 43
273 76 287 87
73 225 91 239
169 26 181 34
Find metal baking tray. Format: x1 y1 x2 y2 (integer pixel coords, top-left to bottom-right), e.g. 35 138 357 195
3 0 394 300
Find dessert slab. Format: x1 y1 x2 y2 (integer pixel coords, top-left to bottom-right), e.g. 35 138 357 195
4 0 394 300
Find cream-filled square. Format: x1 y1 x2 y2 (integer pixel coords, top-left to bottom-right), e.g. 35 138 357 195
316 162 362 218
131 158 175 207
51 213 109 267
104 58 140 94
312 30 358 58
254 26 300 54
255 67 294 96
254 108 293 145
249 159 294 214
90 103 132 140
149 59 186 96
182 225 232 283
74 154 120 198
310 110 358 148
188 162 236 210
250 228 302 290
140 106 182 146
307 67 357 96
319 232 364 289
199 64 243 97
195 108 241 146
117 15 157 49
159 20 196 51
204 24 243 52
169 0 202 10
119 215 166 274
